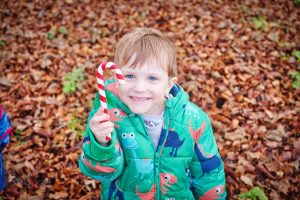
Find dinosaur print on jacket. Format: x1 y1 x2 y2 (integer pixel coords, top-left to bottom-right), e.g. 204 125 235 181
80 153 116 173
194 144 221 174
189 120 206 141
136 183 156 200
199 184 224 200
108 108 126 129
160 173 178 195
158 129 185 157
108 180 124 200
121 132 138 149
134 158 153 179
121 132 154 178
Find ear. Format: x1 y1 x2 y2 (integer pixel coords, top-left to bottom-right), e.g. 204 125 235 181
168 77 177 92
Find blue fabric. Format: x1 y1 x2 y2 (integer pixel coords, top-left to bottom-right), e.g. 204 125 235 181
0 107 11 190
170 83 180 96
0 153 6 190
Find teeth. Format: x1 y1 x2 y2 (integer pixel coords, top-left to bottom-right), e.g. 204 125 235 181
131 96 149 101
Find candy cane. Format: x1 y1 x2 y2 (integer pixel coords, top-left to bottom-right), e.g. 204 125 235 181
96 61 125 141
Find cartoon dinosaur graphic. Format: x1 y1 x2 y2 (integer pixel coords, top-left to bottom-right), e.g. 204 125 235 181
108 180 124 200
121 132 138 149
160 173 178 195
189 120 206 141
81 153 116 173
199 184 224 200
135 159 153 178
197 145 214 158
136 183 156 200
183 103 201 118
121 132 153 178
194 144 221 174
108 108 126 129
158 129 185 157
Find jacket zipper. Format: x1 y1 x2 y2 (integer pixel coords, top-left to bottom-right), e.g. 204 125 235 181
134 107 170 200
155 107 171 200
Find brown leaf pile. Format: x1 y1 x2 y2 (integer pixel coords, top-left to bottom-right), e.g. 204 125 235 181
0 0 299 199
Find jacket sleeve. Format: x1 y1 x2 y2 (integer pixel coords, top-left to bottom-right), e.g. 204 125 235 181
78 97 124 182
0 106 12 153
189 114 226 200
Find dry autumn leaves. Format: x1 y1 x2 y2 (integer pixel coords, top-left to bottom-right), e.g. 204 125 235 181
0 0 299 199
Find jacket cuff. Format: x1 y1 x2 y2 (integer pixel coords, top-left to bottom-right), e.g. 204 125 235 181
89 128 117 161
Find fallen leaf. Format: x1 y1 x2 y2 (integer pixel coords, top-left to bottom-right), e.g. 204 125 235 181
49 192 69 199
240 175 253 186
225 127 247 141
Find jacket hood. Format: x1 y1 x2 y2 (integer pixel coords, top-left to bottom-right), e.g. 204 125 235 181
96 79 190 115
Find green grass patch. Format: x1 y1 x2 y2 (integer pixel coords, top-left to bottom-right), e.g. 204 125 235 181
0 40 6 47
290 71 300 89
253 16 269 32
69 112 86 137
47 32 56 40
292 50 300 62
59 26 68 35
63 67 85 94
239 187 268 200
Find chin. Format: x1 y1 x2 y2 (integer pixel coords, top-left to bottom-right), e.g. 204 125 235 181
129 108 148 115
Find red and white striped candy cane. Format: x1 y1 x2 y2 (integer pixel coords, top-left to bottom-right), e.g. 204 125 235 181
96 61 125 141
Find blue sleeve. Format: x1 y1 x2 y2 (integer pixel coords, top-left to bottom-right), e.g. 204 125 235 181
0 106 11 190
0 107 11 152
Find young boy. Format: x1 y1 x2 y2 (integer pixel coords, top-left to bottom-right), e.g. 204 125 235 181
79 28 226 199
0 106 12 190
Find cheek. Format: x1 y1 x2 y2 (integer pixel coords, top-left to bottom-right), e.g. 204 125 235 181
162 84 171 93
153 85 169 96
117 84 129 94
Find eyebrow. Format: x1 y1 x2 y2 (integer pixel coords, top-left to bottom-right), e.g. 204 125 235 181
121 69 135 73
147 73 160 77
122 67 164 77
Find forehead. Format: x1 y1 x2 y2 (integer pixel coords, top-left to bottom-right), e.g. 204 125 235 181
121 62 168 76
122 53 168 73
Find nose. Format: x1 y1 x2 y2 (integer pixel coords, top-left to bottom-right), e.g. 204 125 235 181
133 79 146 92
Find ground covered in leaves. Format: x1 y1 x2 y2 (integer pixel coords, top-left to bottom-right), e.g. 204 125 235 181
0 0 299 199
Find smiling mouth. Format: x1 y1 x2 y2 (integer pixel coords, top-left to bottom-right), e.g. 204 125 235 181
130 96 151 101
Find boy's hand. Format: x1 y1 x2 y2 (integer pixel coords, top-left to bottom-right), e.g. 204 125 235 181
90 108 114 144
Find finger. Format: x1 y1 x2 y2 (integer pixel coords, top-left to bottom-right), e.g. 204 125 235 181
100 127 114 135
94 107 105 116
94 127 114 138
92 114 110 123
94 128 114 143
106 127 114 134
96 121 114 129
91 121 114 132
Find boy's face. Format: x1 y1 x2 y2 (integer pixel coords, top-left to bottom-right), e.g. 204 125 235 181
116 60 177 115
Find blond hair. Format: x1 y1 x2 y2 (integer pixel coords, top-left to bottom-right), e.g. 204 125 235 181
114 28 177 77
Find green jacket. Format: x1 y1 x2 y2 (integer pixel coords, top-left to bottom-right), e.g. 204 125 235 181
79 80 226 200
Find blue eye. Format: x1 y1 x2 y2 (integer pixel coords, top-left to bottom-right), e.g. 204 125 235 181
148 76 158 81
125 74 134 79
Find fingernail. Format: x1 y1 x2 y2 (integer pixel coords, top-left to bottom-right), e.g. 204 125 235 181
105 136 111 141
